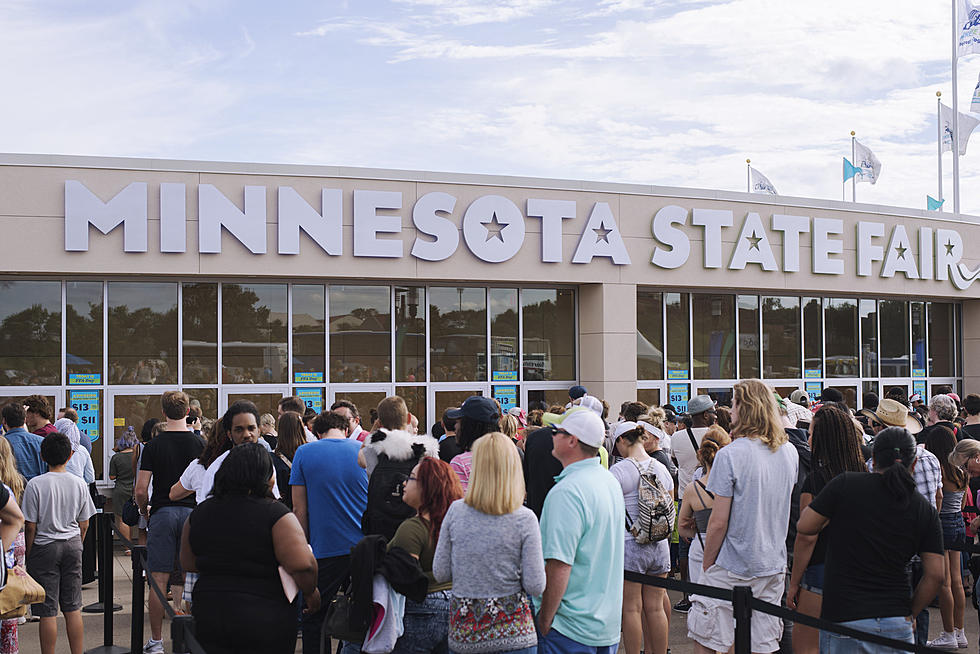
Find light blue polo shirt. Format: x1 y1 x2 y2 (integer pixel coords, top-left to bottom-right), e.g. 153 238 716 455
539 457 625 647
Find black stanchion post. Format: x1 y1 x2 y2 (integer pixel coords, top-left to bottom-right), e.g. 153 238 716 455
84 513 127 654
733 585 753 654
171 614 194 654
131 546 147 654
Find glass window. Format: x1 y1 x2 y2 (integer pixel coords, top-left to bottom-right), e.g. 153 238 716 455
491 289 519 382
66 282 103 384
182 283 217 384
527 389 570 412
802 297 822 378
637 388 661 407
0 281 61 386
68 389 102 478
692 294 735 380
395 287 425 382
879 300 910 377
293 285 325 383
861 380 879 407
330 286 391 383
825 298 858 378
221 283 287 384
762 296 800 378
333 391 387 424
186 388 218 423
396 386 426 434
430 287 486 382
637 289 663 381
108 282 177 385
522 289 575 381
860 299 878 378
227 392 285 420
738 295 760 379
911 301 926 376
665 293 690 379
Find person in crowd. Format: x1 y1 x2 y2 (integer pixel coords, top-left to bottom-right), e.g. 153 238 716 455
188 405 204 440
23 397 56 439
537 408 625 654
669 394 716 614
53 419 94 484
567 385 587 407
198 401 281 502
921 394 960 445
170 419 227 504
23 433 92 654
302 407 317 435
56 408 91 453
688 380 799 654
438 408 462 462
291 400 368 654
714 406 732 434
620 402 648 424
331 399 366 442
789 427 945 653
109 428 137 543
787 405 866 654
271 412 307 509
528 410 543 428
434 432 543 653
959 394 980 440
523 411 563 519
0 435 26 654
0 403 44 481
278 396 317 443
134 391 204 654
508 406 529 442
312 411 349 440
637 414 676 478
431 422 446 441
924 427 969 648
499 412 519 443
678 427 731 585
258 413 278 450
447 396 501 492
131 417 159 547
610 423 673 654
180 443 319 654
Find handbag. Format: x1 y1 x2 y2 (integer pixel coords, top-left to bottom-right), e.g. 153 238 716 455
0 565 45 618
121 497 141 527
322 585 366 648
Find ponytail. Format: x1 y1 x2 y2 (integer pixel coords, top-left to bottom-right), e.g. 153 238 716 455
872 427 917 504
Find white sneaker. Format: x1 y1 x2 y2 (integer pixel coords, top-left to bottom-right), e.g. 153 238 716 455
955 627 968 648
143 638 164 654
927 632 958 650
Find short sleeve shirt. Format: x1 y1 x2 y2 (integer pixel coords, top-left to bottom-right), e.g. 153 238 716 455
388 516 450 593
22 472 96 545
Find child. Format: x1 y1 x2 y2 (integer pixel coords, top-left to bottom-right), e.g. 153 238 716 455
23 432 96 654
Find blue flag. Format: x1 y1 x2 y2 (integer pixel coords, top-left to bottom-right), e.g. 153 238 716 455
928 195 945 211
843 158 861 182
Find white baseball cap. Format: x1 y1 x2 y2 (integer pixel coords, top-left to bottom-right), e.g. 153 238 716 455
548 407 606 448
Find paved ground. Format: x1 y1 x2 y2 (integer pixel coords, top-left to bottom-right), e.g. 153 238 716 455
12 545 980 653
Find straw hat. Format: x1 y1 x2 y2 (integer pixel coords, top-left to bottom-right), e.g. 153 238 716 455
874 398 922 434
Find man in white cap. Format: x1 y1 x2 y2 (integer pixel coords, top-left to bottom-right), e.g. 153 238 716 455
537 407 625 654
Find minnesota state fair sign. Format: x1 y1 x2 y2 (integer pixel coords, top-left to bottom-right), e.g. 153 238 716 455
63 181 980 290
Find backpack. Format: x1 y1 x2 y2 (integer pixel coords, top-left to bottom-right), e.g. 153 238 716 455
625 459 676 544
361 453 418 541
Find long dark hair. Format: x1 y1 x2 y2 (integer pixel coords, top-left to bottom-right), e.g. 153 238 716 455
872 427 917 504
275 412 306 462
199 418 231 468
811 405 866 487
457 416 498 452
926 425 968 491
212 443 274 500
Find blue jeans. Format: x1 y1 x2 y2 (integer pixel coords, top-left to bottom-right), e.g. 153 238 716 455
820 617 913 654
394 590 451 654
538 628 618 654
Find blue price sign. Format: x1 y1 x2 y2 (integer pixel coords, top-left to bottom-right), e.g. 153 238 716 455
912 380 926 398
295 389 322 413
805 382 822 402
493 386 518 411
69 390 100 442
667 384 689 414
68 373 101 385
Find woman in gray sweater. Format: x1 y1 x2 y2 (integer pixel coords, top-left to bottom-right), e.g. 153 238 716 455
434 432 546 654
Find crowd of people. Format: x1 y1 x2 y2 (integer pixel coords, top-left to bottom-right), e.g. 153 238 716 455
1 382 980 653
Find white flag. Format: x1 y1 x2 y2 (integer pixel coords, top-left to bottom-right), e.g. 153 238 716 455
749 167 778 195
853 139 881 185
940 102 980 154
959 0 980 57
972 72 980 113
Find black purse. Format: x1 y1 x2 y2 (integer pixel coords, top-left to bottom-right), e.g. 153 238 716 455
321 580 365 651
121 498 141 527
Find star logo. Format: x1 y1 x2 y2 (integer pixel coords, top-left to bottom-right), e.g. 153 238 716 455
481 212 507 242
594 226 612 243
945 240 956 256
747 231 762 251
896 245 907 259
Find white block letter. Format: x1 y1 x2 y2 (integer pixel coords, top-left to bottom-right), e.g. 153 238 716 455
729 212 778 271
527 199 575 263
411 192 458 262
856 221 884 277
812 217 844 275
692 208 733 269
651 205 690 269
935 228 964 281
160 183 186 253
65 181 147 252
278 187 342 256
771 214 809 273
353 190 403 258
199 185 267 254
572 202 631 265
462 195 526 263
880 225 919 279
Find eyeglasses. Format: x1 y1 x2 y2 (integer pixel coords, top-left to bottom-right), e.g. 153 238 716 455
405 475 417 482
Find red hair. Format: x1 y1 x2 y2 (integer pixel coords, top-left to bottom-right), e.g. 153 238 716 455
416 457 463 544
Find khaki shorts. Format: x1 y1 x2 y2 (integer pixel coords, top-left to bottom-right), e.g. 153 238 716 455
687 564 785 654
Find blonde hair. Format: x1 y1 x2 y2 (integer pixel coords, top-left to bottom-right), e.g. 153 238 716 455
0 437 25 501
645 407 666 430
732 379 787 452
465 432 524 515
498 414 519 439
951 438 980 468
697 425 732 469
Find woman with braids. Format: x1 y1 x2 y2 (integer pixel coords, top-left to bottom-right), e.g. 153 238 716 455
924 427 969 649
787 405 867 654
790 427 945 653
677 425 731 585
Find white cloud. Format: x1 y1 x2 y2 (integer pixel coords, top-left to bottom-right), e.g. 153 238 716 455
391 0 555 25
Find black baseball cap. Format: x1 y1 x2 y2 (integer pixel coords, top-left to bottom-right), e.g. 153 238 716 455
446 395 499 423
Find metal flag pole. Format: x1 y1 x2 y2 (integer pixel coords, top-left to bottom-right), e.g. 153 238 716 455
938 91 945 210
851 131 857 202
746 159 751 193
952 0 961 215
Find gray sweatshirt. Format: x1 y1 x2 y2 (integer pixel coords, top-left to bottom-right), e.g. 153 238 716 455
433 500 546 599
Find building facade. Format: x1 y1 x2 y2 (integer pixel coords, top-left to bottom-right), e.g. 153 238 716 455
2 154 979 483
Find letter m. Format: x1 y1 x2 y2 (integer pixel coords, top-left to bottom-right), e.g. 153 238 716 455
65 181 147 252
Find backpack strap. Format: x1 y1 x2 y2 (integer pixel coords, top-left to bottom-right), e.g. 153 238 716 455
624 458 645 531
687 427 699 453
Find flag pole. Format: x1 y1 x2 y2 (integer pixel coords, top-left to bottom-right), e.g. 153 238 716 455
952 0 961 216
938 91 945 211
851 131 856 202
746 159 751 193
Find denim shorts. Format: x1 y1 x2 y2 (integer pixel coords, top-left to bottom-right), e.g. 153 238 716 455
146 505 192 573
820 616 912 654
801 563 824 595
941 512 966 551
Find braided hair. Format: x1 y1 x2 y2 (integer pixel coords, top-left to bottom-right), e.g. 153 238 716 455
810 405 866 488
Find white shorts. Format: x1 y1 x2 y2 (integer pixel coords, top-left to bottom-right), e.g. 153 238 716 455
687 564 785 654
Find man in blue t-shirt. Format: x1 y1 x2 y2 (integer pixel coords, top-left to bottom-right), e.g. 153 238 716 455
291 410 368 654
1 403 45 480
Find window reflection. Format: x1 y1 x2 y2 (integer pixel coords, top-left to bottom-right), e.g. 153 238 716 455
0 281 61 386
395 287 425 382
221 284 287 384
911 301 926 376
860 299 878 378
430 287 486 382
738 295 760 379
692 294 735 380
665 293 690 379
637 289 664 381
879 300 910 377
491 289 518 382
762 296 800 378
929 303 955 377
522 289 574 381
108 282 177 385
293 285 325 383
330 286 391 383
182 283 217 384
803 297 822 377
825 298 858 378
67 282 103 384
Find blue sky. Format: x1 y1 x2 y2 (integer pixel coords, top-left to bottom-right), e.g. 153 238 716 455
4 0 980 215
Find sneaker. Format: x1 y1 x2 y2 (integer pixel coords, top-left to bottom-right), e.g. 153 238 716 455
143 638 164 654
672 598 691 613
927 632 958 650
955 628 968 648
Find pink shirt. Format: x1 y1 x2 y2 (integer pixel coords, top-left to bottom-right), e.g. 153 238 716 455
450 452 473 492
